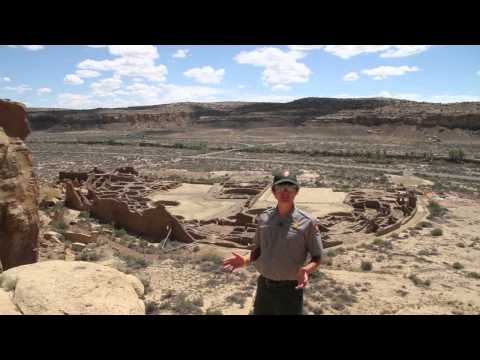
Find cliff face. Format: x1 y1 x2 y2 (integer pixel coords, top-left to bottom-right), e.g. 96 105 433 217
27 98 480 132
0 100 39 270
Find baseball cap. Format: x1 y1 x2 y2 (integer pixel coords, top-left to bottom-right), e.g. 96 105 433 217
272 170 299 186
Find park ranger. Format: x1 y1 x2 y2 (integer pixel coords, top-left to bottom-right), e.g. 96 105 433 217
223 170 323 315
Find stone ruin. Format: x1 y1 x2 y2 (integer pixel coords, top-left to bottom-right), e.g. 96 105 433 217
60 167 197 243
59 165 419 251
318 188 418 237
0 100 39 270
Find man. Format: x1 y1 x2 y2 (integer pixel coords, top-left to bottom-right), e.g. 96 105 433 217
223 170 323 315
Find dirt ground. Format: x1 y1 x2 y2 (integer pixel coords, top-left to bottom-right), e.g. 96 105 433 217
19 127 480 315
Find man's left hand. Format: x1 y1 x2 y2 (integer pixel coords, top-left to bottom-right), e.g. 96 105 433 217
295 267 308 289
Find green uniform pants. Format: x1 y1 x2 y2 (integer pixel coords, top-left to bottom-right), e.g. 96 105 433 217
253 275 304 315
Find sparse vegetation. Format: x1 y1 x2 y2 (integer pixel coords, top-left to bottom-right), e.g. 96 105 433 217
427 201 448 219
75 248 102 262
145 300 159 315
225 292 248 308
408 274 431 287
431 228 443 237
452 262 464 270
361 261 373 271
466 272 480 279
448 148 465 163
113 227 128 238
163 292 204 315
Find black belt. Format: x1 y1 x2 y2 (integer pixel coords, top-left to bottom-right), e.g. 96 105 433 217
260 275 297 286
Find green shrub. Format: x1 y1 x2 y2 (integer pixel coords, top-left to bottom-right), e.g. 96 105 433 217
448 148 465 163
427 201 448 218
431 228 443 237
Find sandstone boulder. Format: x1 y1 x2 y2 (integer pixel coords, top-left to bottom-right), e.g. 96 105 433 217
0 260 145 315
0 127 39 270
0 289 21 315
0 100 30 140
64 231 96 244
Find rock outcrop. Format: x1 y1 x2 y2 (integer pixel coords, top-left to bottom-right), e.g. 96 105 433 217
0 100 30 140
0 260 145 315
0 100 39 271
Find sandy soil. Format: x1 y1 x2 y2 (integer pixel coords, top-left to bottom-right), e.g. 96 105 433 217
252 187 351 217
148 184 242 220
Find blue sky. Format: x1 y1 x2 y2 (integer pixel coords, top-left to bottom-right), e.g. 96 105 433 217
1 45 479 109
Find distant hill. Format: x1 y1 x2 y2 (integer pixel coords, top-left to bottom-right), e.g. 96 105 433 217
26 97 480 132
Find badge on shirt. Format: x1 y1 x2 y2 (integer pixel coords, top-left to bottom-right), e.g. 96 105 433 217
291 221 300 230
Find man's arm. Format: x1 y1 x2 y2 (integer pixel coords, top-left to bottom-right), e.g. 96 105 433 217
296 221 323 289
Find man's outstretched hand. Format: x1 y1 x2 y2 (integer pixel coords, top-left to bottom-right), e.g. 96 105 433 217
295 267 308 289
222 252 246 272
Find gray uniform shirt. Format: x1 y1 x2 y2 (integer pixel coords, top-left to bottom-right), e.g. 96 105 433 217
252 206 323 281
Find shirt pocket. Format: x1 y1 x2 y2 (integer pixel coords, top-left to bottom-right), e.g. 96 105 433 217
258 225 273 252
286 228 306 265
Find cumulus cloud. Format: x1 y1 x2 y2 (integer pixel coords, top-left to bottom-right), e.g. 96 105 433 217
77 45 167 82
75 69 101 78
184 66 225 84
380 46 432 58
3 84 32 94
173 49 190 58
271 84 291 91
64 74 84 85
2 77 11 82
287 45 431 59
343 72 359 81
37 87 52 94
90 76 123 96
234 47 311 89
55 83 224 109
287 45 325 51
8 45 45 51
362 65 419 80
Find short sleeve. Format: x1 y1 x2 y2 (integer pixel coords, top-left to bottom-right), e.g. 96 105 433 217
253 215 261 247
305 219 323 258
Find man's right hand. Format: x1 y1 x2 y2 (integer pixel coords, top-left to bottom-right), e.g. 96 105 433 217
222 252 247 272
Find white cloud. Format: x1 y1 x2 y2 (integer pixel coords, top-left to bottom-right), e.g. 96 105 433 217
271 84 291 91
75 69 101 78
287 45 325 51
343 72 359 81
184 66 225 84
3 84 32 94
380 46 432 58
108 45 159 59
173 49 190 58
2 77 11 82
362 65 419 80
477 70 480 76
77 45 167 82
55 83 225 109
87 45 107 48
90 76 123 96
8 45 45 51
64 74 84 85
324 45 391 59
334 91 480 103
288 45 431 59
234 47 311 88
37 87 52 94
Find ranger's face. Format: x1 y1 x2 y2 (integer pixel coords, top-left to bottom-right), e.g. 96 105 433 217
272 184 299 204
